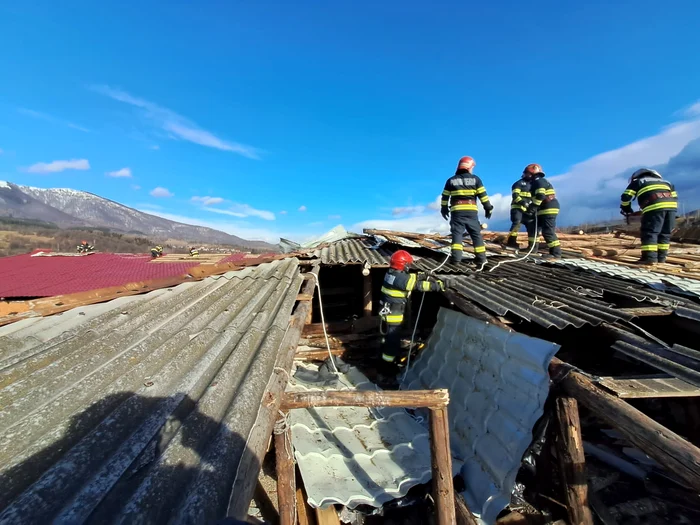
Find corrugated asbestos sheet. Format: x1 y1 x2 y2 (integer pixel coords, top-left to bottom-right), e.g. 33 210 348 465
0 258 303 524
548 258 700 299
441 260 700 329
288 363 458 510
402 308 560 525
308 238 391 266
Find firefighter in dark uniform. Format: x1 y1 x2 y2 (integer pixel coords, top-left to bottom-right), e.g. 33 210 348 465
524 164 561 258
620 168 678 265
441 156 493 265
506 174 532 250
189 247 199 257
151 245 163 258
379 250 444 372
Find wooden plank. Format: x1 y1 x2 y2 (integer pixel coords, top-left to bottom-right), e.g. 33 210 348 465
281 389 449 410
226 263 320 520
616 306 674 317
363 272 372 317
275 414 296 525
296 293 314 302
555 397 594 525
550 357 700 493
295 469 313 525
314 506 340 525
430 407 458 525
598 376 700 398
455 494 479 525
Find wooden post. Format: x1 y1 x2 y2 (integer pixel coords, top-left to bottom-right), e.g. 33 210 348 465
550 357 700 493
555 397 594 525
281 389 449 410
454 494 479 525
363 271 372 317
430 407 457 525
275 412 296 525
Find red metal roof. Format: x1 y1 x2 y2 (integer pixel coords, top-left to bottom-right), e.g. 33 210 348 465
0 252 200 298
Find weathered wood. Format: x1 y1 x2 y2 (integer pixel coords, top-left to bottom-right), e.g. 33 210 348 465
430 407 457 525
281 389 449 410
555 397 594 525
444 291 513 332
226 263 320 520
454 494 479 525
295 347 346 361
616 306 674 317
302 321 353 336
495 511 531 524
275 416 296 525
315 506 340 525
295 470 313 525
363 272 373 317
588 485 619 525
598 376 700 398
550 357 700 493
296 293 314 302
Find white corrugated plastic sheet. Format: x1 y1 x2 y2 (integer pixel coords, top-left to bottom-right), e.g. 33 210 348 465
288 364 462 510
402 308 560 524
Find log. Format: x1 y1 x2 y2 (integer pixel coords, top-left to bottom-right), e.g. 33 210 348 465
363 272 373 317
275 415 296 525
302 321 353 336
555 397 594 525
296 293 314 302
281 389 449 410
430 407 457 525
550 357 700 493
226 263 320 519
455 494 479 525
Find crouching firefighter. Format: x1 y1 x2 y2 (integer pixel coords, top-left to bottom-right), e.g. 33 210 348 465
620 168 678 265
441 156 493 265
378 250 444 374
506 172 532 250
524 164 561 258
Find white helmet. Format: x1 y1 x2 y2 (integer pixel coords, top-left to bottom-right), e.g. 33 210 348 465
630 168 662 183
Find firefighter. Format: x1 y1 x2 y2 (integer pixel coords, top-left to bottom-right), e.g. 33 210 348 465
151 245 163 258
441 156 493 265
620 168 678 265
189 247 199 257
506 172 532 250
524 164 561 258
379 250 444 374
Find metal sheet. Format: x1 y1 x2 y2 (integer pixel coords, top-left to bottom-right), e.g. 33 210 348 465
0 258 304 523
402 308 560 524
287 364 459 509
308 238 391 266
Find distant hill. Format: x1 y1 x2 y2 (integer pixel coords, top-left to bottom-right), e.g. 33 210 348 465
0 181 277 251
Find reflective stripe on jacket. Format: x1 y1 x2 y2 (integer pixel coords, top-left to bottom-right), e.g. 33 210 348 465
621 176 678 214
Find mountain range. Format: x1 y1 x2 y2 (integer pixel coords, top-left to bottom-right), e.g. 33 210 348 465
0 181 277 250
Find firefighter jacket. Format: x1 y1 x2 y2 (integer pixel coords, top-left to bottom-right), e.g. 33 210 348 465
380 269 444 325
620 175 678 214
511 178 532 211
528 176 560 216
441 172 493 214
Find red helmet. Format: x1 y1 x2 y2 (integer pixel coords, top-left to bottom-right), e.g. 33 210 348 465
456 156 476 172
523 163 544 178
390 250 413 271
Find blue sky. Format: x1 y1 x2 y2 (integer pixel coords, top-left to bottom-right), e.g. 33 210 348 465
1 1 700 242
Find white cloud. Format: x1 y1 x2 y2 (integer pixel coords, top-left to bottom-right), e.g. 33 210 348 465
328 214 342 220
18 108 90 133
679 101 700 119
229 203 275 221
150 186 174 198
298 205 307 212
91 85 260 159
149 145 160 150
279 210 288 215
192 195 225 206
392 205 426 217
24 158 90 174
132 184 142 190
106 167 132 178
203 207 246 218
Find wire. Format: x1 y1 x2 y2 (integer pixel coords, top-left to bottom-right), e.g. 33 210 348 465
488 213 539 273
308 273 339 374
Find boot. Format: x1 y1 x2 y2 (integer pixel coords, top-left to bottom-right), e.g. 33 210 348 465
505 237 519 251
658 251 668 264
474 254 487 266
635 253 657 266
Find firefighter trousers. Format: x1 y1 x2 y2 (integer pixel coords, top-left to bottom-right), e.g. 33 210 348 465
450 211 485 262
641 210 676 262
526 214 561 256
508 209 524 246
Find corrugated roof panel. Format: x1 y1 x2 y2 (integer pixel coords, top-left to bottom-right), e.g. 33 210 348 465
310 238 391 266
0 258 304 523
402 308 560 524
288 364 457 510
548 258 700 299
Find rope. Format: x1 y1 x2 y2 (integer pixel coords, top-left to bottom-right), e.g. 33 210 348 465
308 273 339 374
401 289 427 384
488 213 539 273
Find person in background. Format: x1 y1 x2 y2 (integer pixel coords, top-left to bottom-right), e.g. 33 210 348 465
506 171 532 250
189 247 199 257
151 245 163 258
524 164 561 259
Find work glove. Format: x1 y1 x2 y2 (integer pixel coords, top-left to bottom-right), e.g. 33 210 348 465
484 207 493 220
441 208 450 221
620 205 631 216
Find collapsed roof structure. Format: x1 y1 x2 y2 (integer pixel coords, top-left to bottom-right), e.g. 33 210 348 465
2 227 700 524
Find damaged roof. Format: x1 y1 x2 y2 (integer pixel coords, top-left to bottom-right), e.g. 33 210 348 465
0 252 199 298
402 308 560 525
0 258 303 523
288 364 452 510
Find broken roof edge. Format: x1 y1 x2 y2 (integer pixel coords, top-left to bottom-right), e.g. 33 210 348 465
0 254 301 327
